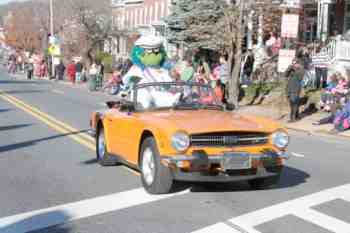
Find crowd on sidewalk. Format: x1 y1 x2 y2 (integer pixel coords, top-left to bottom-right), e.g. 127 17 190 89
285 45 350 134
3 31 350 134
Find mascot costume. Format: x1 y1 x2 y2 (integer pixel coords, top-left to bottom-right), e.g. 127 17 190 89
121 35 181 109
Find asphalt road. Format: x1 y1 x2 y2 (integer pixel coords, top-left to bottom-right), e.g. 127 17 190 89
1 68 350 233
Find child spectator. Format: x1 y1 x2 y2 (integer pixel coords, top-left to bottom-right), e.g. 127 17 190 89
102 69 123 95
214 80 224 102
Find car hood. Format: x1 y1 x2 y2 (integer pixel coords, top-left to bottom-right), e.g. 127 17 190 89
139 110 282 134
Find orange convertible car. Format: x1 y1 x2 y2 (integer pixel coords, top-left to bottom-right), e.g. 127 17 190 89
90 82 290 194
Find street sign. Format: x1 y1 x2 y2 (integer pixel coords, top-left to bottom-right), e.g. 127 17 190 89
278 49 296 73
49 35 59 45
48 44 61 56
281 14 299 38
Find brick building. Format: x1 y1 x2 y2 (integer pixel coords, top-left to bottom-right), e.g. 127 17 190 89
108 0 172 59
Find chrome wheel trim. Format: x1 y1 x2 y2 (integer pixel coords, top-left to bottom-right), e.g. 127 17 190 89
98 129 105 160
142 148 155 186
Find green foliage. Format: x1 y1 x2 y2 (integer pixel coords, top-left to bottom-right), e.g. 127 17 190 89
165 0 228 50
95 51 113 73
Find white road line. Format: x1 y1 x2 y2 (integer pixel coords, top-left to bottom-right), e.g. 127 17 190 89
293 208 350 233
191 183 350 233
52 89 64 94
291 152 305 158
0 188 189 233
192 223 242 233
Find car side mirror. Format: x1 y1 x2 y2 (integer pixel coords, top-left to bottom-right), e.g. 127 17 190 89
225 103 235 111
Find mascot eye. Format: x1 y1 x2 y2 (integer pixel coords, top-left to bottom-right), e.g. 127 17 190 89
145 48 160 54
145 48 153 54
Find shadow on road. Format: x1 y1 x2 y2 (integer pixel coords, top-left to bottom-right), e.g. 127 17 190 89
0 124 33 131
81 158 98 165
0 108 12 113
0 130 89 154
0 210 73 233
0 80 43 85
2 90 45 95
171 166 310 193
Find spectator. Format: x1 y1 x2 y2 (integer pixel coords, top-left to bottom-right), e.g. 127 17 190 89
214 80 224 102
56 61 66 81
313 45 329 89
210 65 221 88
75 60 83 83
180 58 195 82
8 53 16 74
26 58 34 80
242 50 254 87
67 60 76 84
301 47 313 88
333 100 350 133
102 69 123 95
39 60 47 79
194 63 209 84
88 63 98 92
320 74 338 111
16 53 23 73
286 58 304 122
219 55 230 103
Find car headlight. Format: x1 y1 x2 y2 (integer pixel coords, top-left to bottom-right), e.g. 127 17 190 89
271 130 289 149
171 132 190 152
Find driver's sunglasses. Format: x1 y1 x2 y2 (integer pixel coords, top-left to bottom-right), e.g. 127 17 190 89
144 48 160 54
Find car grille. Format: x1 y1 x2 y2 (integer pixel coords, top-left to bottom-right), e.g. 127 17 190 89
190 132 269 147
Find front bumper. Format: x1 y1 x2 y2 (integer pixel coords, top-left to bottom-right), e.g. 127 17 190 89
162 151 289 182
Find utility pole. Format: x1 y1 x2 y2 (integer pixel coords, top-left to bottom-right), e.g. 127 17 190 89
50 0 55 78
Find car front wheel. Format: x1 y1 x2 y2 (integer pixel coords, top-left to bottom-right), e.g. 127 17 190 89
140 137 174 194
96 126 118 166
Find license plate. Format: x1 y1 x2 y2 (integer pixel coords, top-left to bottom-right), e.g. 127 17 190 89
221 152 251 171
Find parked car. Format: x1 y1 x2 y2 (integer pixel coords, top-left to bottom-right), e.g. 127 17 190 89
90 82 290 194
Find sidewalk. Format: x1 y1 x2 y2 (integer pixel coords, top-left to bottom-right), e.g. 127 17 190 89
239 105 350 139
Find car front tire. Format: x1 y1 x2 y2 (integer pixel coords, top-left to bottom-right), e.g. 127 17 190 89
96 126 118 166
140 137 174 194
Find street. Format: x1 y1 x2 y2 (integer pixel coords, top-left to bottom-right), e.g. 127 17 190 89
1 68 350 233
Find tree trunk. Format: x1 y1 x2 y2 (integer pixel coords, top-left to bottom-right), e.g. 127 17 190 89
228 0 244 108
229 51 242 107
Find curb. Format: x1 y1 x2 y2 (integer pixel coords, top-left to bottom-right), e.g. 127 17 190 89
287 126 350 140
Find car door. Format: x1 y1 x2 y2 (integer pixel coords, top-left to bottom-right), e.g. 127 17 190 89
113 112 143 165
103 110 126 157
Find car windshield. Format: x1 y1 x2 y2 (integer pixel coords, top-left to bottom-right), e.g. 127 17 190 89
134 82 223 111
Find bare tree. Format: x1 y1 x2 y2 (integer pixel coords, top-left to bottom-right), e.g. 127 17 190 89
4 6 42 52
216 1 244 107
63 0 112 64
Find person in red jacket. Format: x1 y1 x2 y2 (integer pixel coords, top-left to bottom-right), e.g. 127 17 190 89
67 60 76 84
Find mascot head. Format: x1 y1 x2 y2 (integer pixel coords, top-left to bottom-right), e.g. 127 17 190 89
131 35 167 70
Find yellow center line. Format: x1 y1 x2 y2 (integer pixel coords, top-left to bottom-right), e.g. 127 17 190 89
0 92 140 176
1 92 94 144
